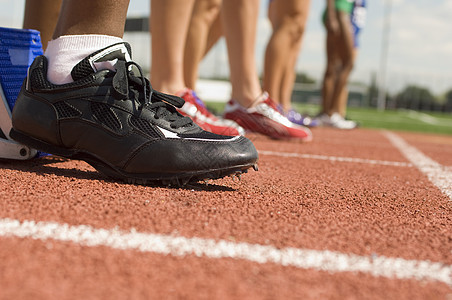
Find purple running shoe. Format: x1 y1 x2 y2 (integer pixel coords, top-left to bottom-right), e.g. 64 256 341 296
277 105 319 127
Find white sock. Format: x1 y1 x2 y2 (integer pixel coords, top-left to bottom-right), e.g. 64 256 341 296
44 35 123 85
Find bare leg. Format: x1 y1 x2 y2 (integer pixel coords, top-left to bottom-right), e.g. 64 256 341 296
150 0 195 94
279 43 299 111
53 0 130 38
337 48 358 116
279 0 310 111
203 12 223 56
221 0 312 139
23 0 62 50
329 10 355 115
184 0 222 90
263 0 310 108
321 31 340 115
221 0 261 107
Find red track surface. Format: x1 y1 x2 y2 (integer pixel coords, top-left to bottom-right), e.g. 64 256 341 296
0 128 451 299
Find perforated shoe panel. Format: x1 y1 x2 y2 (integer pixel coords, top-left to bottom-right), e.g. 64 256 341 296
91 102 122 132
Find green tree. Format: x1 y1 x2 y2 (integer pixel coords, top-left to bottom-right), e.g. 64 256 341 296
295 72 316 84
395 85 437 111
445 88 452 112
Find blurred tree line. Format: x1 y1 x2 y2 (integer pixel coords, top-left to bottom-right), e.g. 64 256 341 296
295 72 452 112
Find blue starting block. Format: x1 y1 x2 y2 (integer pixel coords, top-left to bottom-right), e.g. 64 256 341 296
0 27 43 160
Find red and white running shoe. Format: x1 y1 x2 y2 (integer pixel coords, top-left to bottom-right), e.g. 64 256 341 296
177 89 245 136
223 92 313 141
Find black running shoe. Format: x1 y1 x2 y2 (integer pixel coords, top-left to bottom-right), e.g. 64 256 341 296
10 42 258 185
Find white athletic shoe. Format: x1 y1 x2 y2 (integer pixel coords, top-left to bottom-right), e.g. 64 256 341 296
318 113 358 130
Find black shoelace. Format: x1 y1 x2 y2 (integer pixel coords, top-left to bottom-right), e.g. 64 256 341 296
113 60 193 129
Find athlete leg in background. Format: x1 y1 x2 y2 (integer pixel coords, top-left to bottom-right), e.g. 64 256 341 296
151 0 243 136
221 0 312 140
150 0 195 94
221 0 262 107
278 0 310 112
184 0 222 90
320 8 357 129
263 0 310 110
321 26 340 116
279 41 300 110
337 48 358 117
329 10 355 117
203 11 223 57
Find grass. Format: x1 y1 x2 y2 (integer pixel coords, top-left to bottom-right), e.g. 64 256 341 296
204 101 452 136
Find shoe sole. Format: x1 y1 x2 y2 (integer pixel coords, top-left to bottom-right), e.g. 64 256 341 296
10 129 258 186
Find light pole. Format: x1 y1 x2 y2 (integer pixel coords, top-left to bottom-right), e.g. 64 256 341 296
377 0 393 111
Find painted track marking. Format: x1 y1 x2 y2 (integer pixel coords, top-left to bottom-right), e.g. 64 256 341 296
384 131 452 201
0 218 450 286
259 150 412 167
406 110 440 125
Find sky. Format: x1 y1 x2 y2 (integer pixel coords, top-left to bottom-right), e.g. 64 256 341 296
1 0 451 95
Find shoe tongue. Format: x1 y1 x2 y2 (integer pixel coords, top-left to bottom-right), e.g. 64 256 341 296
71 42 132 81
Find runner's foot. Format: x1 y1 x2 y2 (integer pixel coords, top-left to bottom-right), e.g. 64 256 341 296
10 43 258 185
317 112 358 129
277 105 319 127
178 88 245 136
223 92 312 141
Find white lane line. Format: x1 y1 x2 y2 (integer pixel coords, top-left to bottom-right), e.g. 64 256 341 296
406 110 440 125
259 150 412 167
0 218 450 286
384 131 452 201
